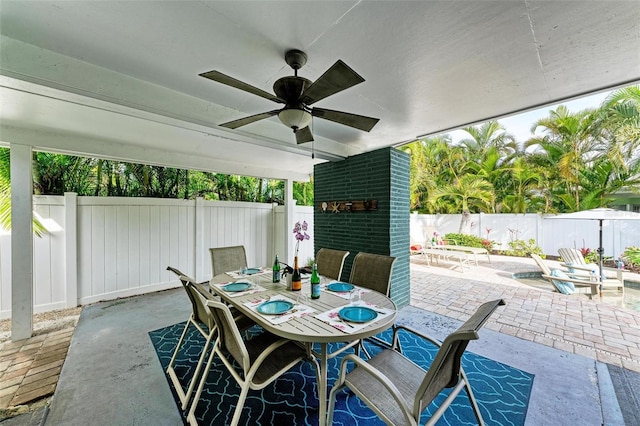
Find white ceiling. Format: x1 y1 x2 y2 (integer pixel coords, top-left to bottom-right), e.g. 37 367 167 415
1 1 639 180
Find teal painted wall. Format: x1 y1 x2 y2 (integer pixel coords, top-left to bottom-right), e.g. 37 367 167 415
313 147 410 308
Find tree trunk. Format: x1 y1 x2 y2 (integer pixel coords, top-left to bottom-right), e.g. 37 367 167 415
458 210 471 233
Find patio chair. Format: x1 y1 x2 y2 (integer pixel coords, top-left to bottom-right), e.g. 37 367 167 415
530 254 604 298
316 248 350 281
165 268 254 411
557 247 624 283
187 293 309 426
410 236 426 257
349 252 396 296
167 265 251 323
410 227 426 257
327 299 506 426
210 245 248 276
349 252 397 353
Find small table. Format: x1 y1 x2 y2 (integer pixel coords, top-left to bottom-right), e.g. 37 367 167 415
210 271 397 426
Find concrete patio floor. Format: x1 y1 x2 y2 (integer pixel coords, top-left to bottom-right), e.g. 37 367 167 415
1 254 639 425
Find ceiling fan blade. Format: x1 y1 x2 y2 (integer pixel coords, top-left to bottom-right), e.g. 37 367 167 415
312 107 379 132
199 70 284 103
220 110 280 129
301 60 365 105
295 126 314 144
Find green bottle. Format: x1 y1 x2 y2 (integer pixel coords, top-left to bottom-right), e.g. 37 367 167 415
272 254 281 283
310 262 320 299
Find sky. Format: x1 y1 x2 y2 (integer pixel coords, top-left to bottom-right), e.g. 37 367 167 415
449 89 613 144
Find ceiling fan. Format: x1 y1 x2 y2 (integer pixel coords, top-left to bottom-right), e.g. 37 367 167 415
199 49 379 144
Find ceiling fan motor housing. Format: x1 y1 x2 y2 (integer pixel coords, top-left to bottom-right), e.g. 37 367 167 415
273 76 312 102
285 49 308 70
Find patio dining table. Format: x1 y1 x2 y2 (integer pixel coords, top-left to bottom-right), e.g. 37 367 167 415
210 270 397 426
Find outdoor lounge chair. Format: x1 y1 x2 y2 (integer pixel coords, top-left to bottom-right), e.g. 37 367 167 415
557 247 624 283
327 299 506 426
187 290 309 426
316 248 350 281
530 254 623 298
410 237 426 256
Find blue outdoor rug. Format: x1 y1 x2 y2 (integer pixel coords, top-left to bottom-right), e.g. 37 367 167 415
149 322 533 425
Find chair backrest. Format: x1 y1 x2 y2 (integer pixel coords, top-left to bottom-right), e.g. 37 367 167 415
530 254 551 276
349 252 396 296
316 248 350 281
180 277 216 330
415 299 505 415
199 296 251 372
166 265 187 278
210 245 248 276
558 248 586 266
167 266 207 325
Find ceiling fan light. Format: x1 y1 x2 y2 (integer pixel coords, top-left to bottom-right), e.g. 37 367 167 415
278 108 312 130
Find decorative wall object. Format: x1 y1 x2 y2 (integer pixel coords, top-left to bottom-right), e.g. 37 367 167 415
318 200 378 213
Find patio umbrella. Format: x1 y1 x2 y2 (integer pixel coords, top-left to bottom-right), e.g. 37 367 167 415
548 208 640 283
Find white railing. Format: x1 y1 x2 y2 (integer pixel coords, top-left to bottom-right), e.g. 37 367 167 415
0 195 313 319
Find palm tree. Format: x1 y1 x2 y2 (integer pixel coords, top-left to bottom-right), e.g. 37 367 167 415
0 148 46 235
458 121 518 159
0 149 11 232
400 135 454 212
428 174 495 232
596 86 640 174
498 157 547 213
526 106 599 210
601 85 640 153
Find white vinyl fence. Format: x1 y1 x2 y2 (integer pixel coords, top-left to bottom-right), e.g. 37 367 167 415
2 198 638 318
410 212 639 260
0 195 313 319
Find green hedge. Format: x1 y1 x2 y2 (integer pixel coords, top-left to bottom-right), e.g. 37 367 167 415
444 233 493 250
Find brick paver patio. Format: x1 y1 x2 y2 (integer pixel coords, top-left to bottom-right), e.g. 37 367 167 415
410 254 640 373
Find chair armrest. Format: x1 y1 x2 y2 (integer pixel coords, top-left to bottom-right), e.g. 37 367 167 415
560 263 591 272
542 274 599 287
392 324 442 351
560 263 623 280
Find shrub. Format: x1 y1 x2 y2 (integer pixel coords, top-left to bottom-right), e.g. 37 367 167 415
583 250 599 264
504 239 544 258
444 233 494 250
623 246 640 266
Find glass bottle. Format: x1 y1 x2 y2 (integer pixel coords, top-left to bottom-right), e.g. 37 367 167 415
310 262 320 299
291 256 302 291
272 254 281 283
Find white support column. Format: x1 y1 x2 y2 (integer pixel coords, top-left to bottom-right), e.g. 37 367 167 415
10 144 33 340
64 192 78 308
284 179 294 263
194 197 205 280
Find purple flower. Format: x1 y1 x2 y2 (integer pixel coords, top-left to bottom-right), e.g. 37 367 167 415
293 221 311 254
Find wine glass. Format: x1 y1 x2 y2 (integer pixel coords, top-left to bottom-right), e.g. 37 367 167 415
350 288 361 305
240 264 248 275
296 292 308 306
